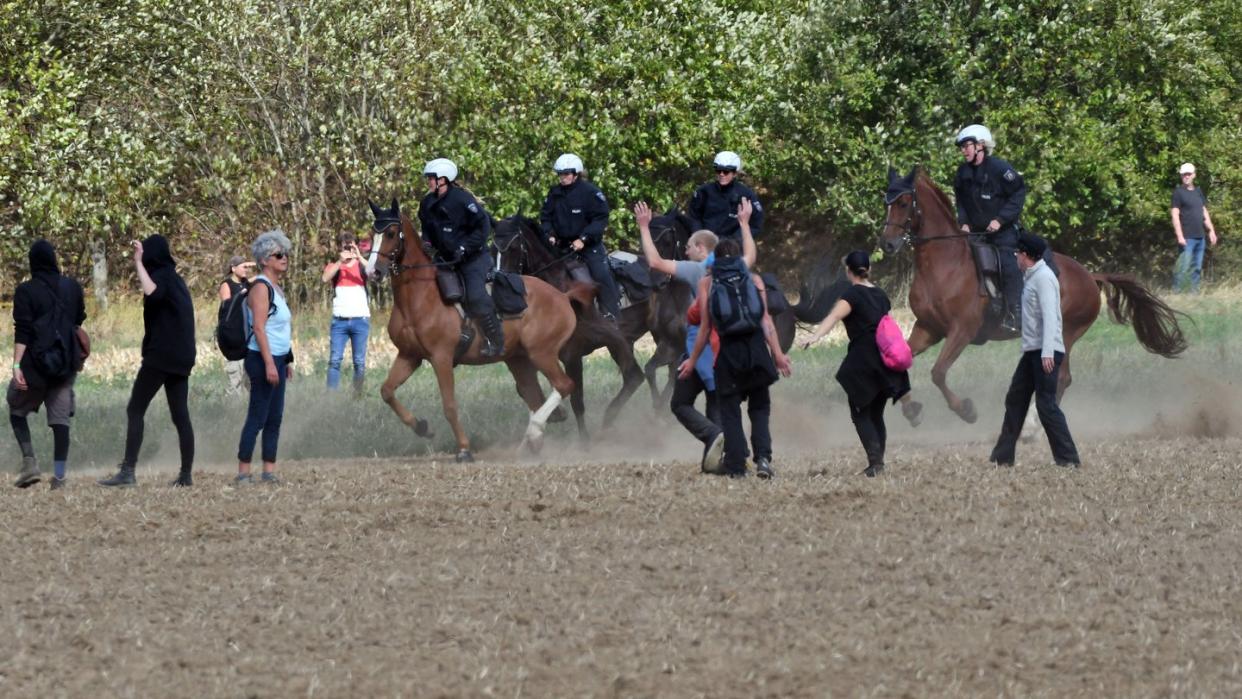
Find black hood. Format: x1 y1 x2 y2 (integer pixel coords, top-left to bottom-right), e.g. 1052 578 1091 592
29 239 60 281
142 234 176 270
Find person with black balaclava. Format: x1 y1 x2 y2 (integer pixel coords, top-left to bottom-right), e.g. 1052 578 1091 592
9 240 86 490
99 234 197 488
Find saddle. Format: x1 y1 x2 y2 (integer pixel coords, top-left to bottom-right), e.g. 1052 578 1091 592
607 251 653 308
967 234 1060 345
434 268 527 365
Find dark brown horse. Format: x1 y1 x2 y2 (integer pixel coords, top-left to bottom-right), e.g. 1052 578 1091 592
492 215 646 439
369 199 581 460
881 167 1187 426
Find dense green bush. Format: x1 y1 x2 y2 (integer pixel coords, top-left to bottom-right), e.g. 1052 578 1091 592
2 0 1238 298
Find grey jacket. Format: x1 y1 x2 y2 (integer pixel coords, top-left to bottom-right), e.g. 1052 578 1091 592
1020 260 1064 358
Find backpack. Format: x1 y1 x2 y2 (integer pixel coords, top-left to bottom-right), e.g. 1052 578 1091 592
876 314 913 371
708 257 764 336
216 280 275 360
28 277 77 382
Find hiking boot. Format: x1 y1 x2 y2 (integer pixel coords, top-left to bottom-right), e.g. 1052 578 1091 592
14 456 41 489
701 432 726 474
49 476 67 491
171 472 193 488
862 463 885 478
97 463 136 488
755 458 775 480
233 473 255 486
260 472 281 485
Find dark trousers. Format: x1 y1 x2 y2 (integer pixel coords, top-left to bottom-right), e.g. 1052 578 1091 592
670 365 720 445
991 351 1080 465
993 227 1022 315
579 245 621 318
718 384 771 473
457 251 497 318
238 351 289 463
848 393 889 468
124 365 194 474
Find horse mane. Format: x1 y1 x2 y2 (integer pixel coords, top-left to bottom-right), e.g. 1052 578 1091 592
913 166 955 220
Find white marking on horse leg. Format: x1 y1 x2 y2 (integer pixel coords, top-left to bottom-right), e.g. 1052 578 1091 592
525 392 563 440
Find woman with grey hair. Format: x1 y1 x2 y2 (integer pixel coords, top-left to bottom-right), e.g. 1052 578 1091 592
235 229 294 484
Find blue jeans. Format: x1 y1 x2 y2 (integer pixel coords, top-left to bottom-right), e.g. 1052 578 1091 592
1173 237 1206 293
327 316 370 390
237 351 289 463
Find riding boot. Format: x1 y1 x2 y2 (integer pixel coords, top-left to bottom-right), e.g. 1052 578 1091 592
479 312 505 358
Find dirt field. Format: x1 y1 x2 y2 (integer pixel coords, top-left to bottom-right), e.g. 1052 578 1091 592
3 427 1241 698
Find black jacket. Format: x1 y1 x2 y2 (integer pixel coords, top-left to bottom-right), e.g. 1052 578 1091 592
419 186 491 258
687 180 764 239
540 178 610 247
140 235 197 376
953 155 1027 231
13 240 86 385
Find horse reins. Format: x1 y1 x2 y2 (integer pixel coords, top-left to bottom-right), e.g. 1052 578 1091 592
883 189 983 247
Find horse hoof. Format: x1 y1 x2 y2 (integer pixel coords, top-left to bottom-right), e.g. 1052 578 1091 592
903 401 924 428
957 398 978 424
413 419 433 438
547 406 567 424
455 450 474 463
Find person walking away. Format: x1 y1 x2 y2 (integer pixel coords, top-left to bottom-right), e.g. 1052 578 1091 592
801 252 911 477
989 233 1080 468
679 237 791 478
1170 162 1219 294
220 254 254 395
687 150 765 242
540 153 622 322
419 158 505 356
953 124 1027 332
9 240 86 490
99 235 197 488
322 231 377 393
235 229 296 484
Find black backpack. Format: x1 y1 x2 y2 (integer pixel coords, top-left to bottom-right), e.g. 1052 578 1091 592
708 257 764 336
28 277 77 382
216 280 275 360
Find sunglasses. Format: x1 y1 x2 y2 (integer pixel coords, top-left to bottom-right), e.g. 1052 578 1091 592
269 252 287 260
715 169 735 175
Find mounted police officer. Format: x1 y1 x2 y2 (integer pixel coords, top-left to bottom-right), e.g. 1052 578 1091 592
953 124 1026 332
540 153 621 321
687 151 765 242
418 158 504 357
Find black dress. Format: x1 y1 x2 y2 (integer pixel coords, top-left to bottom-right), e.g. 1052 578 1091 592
835 285 911 406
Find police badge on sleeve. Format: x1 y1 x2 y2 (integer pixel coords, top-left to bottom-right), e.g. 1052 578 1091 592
1003 170 1016 182
467 202 479 213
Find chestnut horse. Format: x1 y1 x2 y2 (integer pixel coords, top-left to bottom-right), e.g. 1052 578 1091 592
369 199 581 461
493 215 646 439
880 167 1187 426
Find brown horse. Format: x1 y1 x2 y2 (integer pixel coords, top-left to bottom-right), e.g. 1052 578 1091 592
880 167 1187 426
369 199 581 461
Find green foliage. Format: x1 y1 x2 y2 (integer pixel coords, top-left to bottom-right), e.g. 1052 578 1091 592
1 0 1239 295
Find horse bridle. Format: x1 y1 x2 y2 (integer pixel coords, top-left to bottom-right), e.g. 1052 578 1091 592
374 221 454 277
494 219 577 277
881 187 976 248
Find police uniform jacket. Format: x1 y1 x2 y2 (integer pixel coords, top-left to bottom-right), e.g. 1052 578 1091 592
540 179 610 247
688 180 764 239
953 155 1026 232
418 186 491 259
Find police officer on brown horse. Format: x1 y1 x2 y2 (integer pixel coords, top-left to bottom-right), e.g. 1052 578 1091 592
418 158 504 357
953 124 1026 332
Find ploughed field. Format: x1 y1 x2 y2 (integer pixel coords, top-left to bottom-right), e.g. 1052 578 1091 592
3 434 1240 697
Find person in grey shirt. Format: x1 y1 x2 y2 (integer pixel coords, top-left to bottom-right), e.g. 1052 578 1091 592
989 232 1080 468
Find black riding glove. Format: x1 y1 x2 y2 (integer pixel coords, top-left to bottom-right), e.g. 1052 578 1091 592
422 241 436 258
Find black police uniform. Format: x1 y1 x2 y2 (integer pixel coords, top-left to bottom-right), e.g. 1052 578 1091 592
540 178 621 319
953 155 1027 322
418 186 503 351
687 180 764 241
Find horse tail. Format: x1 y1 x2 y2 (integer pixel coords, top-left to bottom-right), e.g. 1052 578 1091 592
564 281 598 313
1093 273 1189 358
792 266 850 324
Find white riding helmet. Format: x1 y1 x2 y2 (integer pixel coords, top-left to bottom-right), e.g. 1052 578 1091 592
423 158 458 182
955 124 995 152
553 153 584 175
713 151 742 172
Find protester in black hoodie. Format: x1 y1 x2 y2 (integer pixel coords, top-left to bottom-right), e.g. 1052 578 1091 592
99 235 197 488
9 240 86 489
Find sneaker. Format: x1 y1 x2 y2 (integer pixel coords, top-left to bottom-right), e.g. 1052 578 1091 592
701 432 726 474
862 463 885 478
233 473 255 486
260 472 281 485
14 456 41 489
171 472 193 488
49 477 67 491
755 458 775 480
